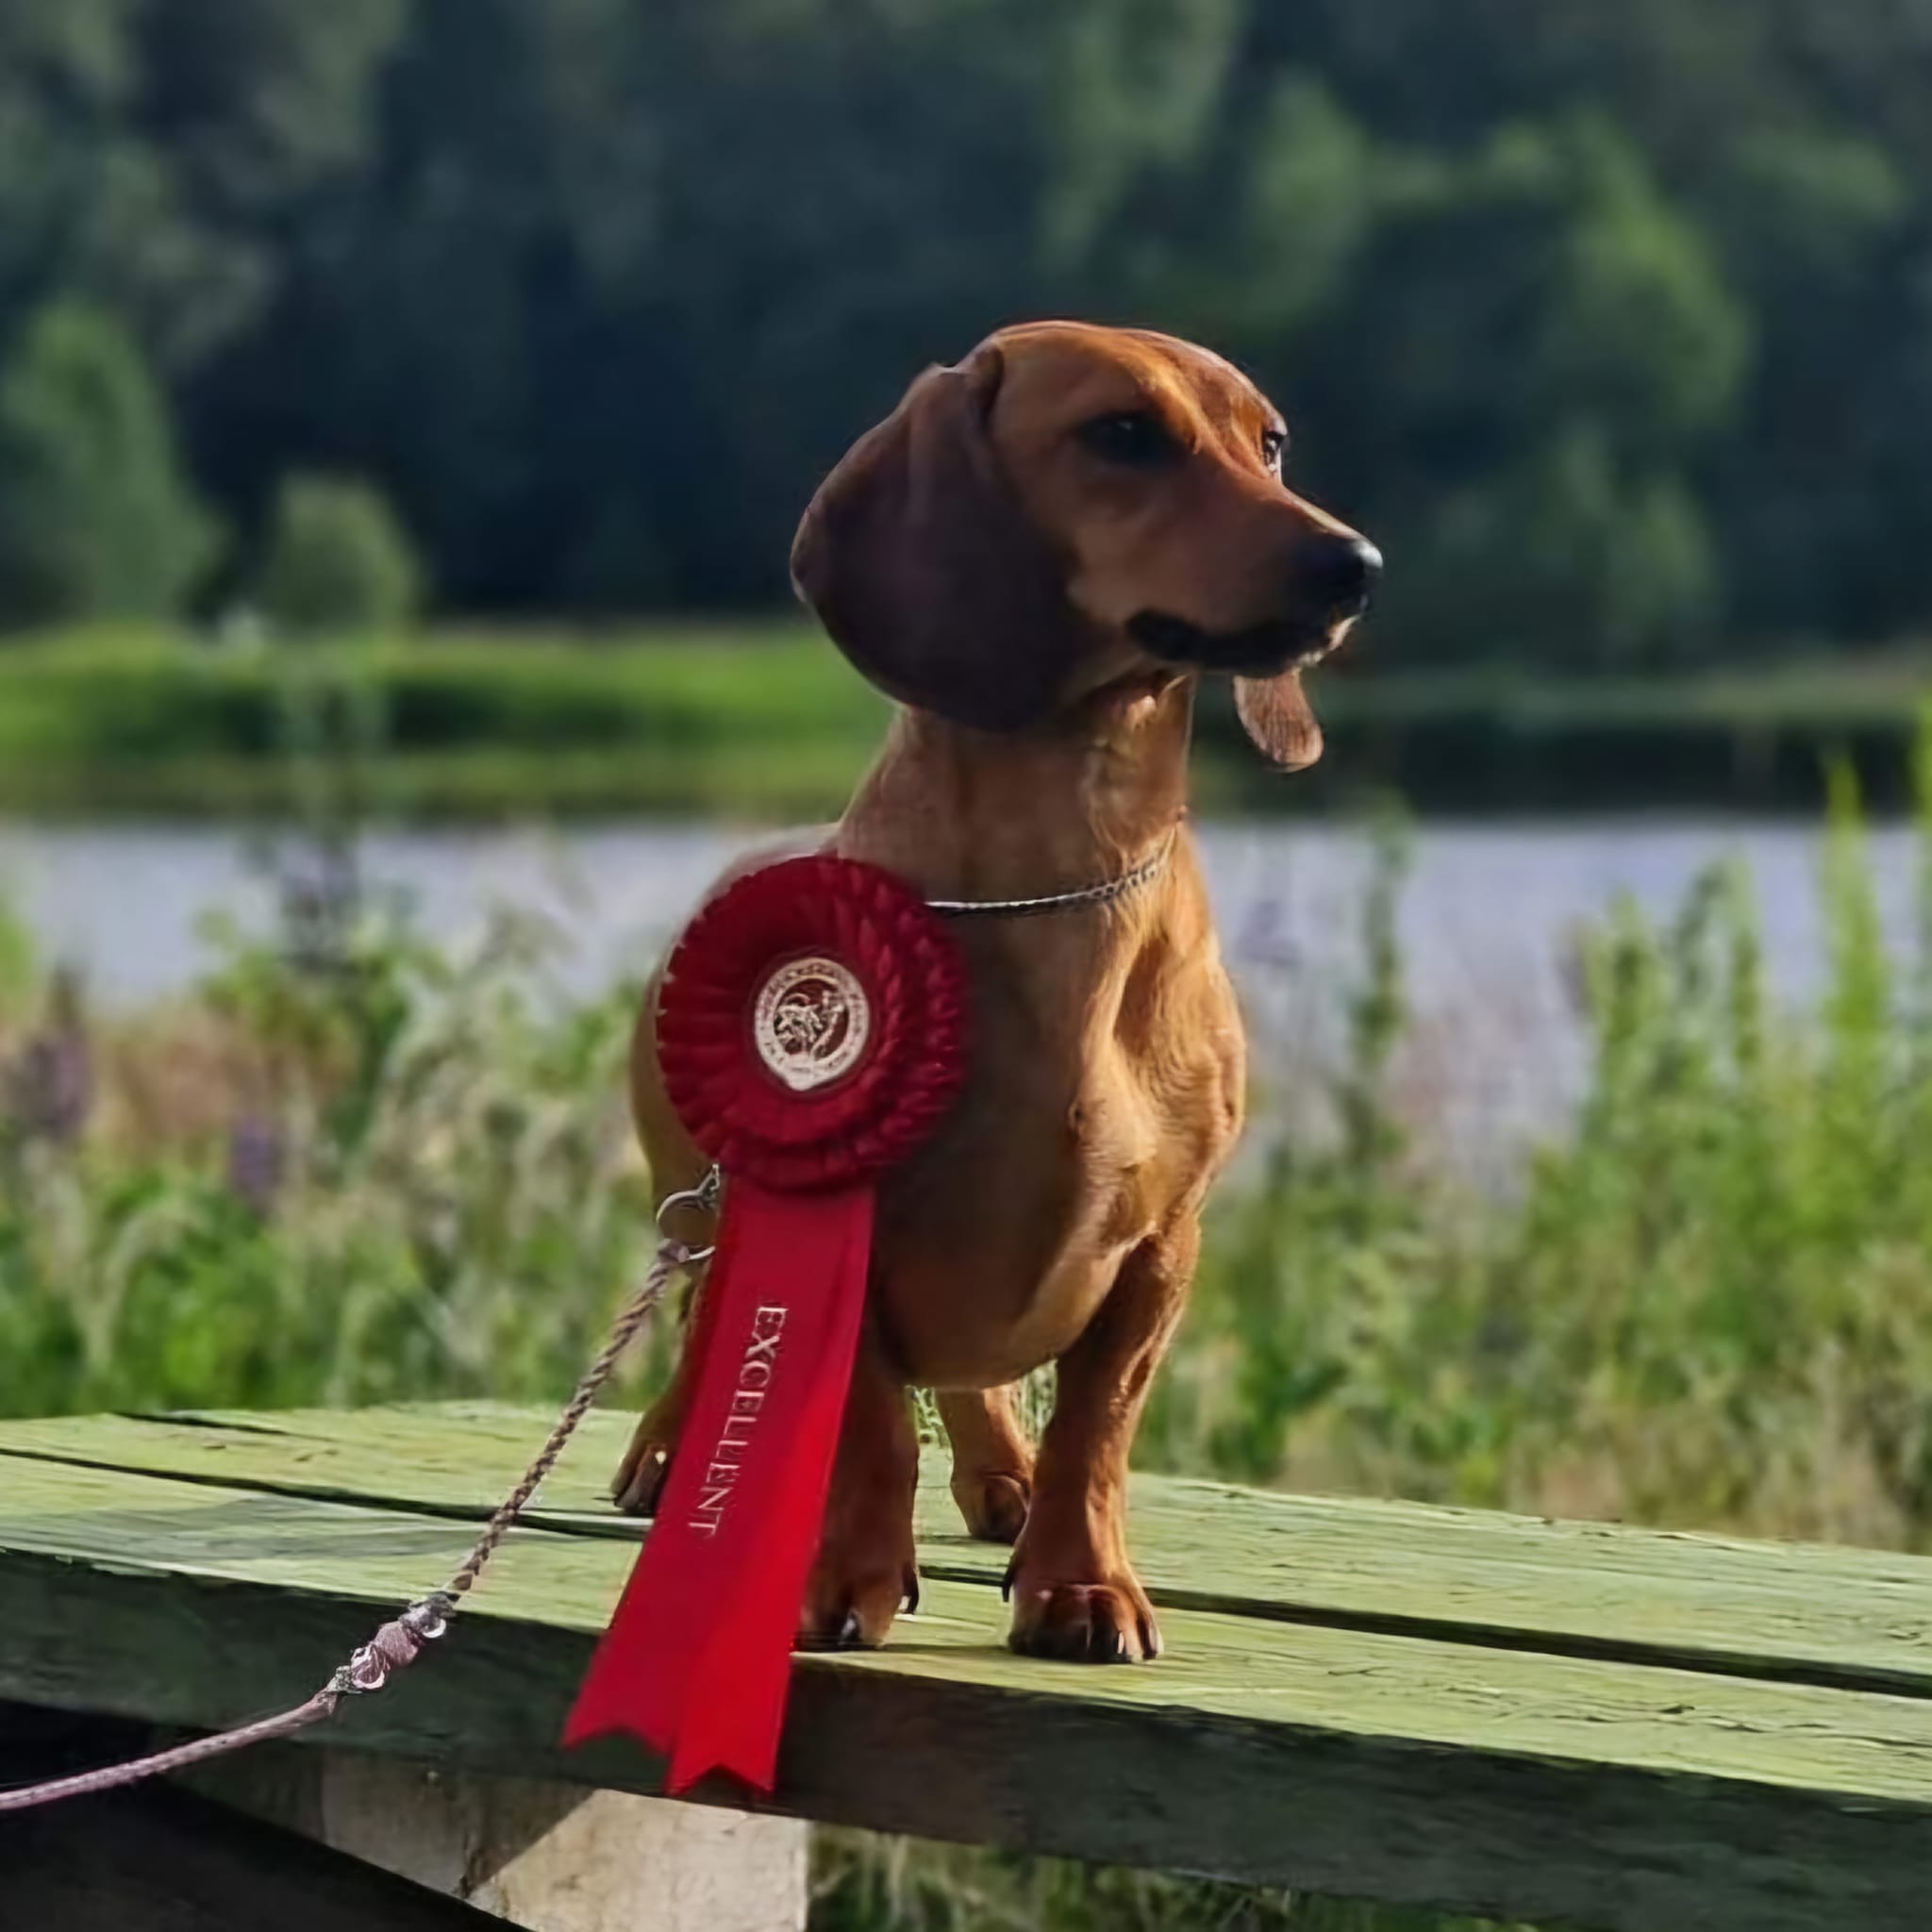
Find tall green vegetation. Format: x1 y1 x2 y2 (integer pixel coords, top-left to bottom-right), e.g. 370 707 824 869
0 2 1929 658
5 771 1932 1558
0 907 652 1417
1153 773 1932 1548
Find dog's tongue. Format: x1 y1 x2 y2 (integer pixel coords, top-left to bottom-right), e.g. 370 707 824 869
1235 670 1323 771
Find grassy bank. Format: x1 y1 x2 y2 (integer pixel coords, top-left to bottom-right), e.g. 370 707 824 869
0 626 887 822
4 625 1932 819
5 767 1932 1927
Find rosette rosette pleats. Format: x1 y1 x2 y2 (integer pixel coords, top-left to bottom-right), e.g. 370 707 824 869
564 855 969 1793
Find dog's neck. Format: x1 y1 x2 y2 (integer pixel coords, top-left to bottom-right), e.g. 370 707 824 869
840 675 1192 903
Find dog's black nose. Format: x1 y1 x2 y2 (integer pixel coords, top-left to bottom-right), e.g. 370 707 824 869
1299 533 1382 616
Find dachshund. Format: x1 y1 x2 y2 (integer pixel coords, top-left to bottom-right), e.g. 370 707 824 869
612 321 1378 1664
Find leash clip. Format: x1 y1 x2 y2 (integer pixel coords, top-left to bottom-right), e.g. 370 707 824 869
656 1164 723 1264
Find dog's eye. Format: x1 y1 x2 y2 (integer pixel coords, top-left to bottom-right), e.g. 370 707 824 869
1260 427 1287 475
1076 410 1177 469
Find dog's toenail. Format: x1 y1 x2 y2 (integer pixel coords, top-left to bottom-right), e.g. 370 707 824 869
838 1609 864 1648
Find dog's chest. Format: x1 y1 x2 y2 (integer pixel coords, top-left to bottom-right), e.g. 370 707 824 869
869 919 1242 1388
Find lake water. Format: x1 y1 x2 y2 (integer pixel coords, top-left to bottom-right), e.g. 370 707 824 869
0 817 1918 1174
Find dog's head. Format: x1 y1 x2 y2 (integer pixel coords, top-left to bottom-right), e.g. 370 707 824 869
791 321 1378 769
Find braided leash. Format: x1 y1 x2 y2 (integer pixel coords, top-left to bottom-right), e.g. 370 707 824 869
0 1216 708 1815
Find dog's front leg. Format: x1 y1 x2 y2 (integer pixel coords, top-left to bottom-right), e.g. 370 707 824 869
801 1325 921 1649
609 1262 711 1517
1006 1223 1197 1662
938 1386 1034 1544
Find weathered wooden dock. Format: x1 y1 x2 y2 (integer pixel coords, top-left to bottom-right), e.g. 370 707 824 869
5 1402 1932 1928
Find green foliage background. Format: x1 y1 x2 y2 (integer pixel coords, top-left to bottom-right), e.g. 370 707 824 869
0 303 213 622
2 1 1931 661
256 475 423 637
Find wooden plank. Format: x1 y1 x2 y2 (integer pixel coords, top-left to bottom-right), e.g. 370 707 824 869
8 1404 1932 1699
3 1455 1932 1930
0 1775 499 1930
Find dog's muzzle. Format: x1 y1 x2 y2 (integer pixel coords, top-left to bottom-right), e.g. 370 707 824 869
1129 534 1381 677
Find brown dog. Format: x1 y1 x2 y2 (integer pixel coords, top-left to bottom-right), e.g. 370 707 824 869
613 321 1377 1663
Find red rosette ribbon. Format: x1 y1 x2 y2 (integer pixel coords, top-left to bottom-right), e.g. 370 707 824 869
563 855 968 1794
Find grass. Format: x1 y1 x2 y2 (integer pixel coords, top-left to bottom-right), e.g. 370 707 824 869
0 911 669 1418
808 1836 1514 1931
8 754 1932 1926
5 623 1932 817
1149 770 1932 1546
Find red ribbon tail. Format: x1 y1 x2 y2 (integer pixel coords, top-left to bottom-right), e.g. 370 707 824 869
564 1182 874 1794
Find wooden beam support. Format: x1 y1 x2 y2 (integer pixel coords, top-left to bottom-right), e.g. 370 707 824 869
181 1743 809 1932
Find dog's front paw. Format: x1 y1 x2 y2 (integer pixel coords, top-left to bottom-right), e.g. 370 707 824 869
1007 1566 1160 1664
800 1542 919 1651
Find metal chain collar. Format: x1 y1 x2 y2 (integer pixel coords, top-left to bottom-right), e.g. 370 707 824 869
923 828 1177 919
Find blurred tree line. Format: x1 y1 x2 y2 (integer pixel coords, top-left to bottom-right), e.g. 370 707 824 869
0 0 1929 668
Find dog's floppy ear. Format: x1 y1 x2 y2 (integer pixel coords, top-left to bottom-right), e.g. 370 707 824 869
1235 671 1324 771
791 346 1076 731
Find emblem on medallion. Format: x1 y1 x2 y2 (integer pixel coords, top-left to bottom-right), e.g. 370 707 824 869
753 956 871 1091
